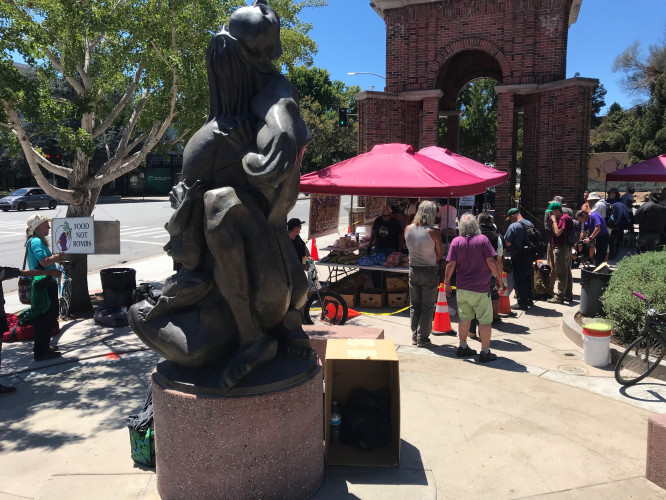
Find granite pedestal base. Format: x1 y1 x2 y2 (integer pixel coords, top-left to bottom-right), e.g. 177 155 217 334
152 364 324 499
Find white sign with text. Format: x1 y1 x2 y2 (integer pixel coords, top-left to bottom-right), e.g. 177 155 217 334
52 217 95 254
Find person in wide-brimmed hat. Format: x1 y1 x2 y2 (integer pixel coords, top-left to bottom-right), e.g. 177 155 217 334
25 214 67 361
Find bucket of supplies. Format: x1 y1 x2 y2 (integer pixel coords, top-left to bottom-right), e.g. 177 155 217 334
581 322 612 367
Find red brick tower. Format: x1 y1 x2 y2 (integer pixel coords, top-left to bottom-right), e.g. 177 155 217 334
359 0 596 224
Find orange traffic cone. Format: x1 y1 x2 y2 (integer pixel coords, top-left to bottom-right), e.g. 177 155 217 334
499 272 511 314
310 238 319 261
347 308 361 319
432 284 456 336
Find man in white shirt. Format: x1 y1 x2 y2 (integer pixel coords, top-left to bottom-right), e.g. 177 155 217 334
588 192 607 219
438 198 457 240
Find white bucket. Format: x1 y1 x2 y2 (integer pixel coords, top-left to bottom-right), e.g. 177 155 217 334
581 323 612 367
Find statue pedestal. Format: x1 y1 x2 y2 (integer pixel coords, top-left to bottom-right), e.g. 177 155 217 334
152 362 324 499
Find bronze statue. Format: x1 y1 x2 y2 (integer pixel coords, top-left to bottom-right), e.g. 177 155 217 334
129 0 313 394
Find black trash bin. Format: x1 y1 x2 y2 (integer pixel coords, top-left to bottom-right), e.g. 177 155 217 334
579 268 612 317
100 268 137 308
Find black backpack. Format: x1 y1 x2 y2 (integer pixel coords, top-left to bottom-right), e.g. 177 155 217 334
566 218 582 246
519 220 542 261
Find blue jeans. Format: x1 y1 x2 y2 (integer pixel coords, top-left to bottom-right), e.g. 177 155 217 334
409 266 439 343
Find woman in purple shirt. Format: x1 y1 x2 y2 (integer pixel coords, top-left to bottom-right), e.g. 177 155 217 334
576 210 609 267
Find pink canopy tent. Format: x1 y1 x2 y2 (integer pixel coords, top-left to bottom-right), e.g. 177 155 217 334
299 143 490 197
605 154 666 182
418 146 508 188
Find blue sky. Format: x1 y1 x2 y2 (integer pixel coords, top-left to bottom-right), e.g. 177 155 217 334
299 0 666 114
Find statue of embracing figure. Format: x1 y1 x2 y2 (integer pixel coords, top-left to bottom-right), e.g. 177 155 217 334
129 0 313 393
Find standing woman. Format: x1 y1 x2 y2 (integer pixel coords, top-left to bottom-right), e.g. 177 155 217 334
25 215 66 361
404 201 443 348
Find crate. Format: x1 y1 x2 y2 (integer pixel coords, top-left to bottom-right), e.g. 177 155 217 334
360 289 387 309
324 339 400 467
385 275 409 292
387 292 409 308
336 288 359 308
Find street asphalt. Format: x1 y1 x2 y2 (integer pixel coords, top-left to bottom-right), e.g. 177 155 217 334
1 231 665 499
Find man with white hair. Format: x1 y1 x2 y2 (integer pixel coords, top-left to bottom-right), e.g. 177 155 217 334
443 213 504 363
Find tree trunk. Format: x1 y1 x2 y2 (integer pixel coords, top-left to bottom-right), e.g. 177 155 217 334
64 151 101 314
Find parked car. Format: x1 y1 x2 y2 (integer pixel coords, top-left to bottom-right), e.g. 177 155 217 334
0 187 58 211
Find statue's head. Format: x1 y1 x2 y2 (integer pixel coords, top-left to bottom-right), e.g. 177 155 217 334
228 0 282 61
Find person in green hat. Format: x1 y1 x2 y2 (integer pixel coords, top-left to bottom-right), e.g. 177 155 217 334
545 202 573 304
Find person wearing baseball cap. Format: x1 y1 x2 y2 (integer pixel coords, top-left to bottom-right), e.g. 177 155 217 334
621 184 635 209
504 208 533 310
287 218 310 267
545 202 573 304
25 214 66 361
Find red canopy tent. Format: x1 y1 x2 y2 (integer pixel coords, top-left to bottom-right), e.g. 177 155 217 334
418 146 508 188
605 154 666 182
299 143 490 197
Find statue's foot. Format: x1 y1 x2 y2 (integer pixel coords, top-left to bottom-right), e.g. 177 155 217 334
272 308 312 352
220 333 278 391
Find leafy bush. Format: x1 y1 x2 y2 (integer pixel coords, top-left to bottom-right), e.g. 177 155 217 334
601 250 666 344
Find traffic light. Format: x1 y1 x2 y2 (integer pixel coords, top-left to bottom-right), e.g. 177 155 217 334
338 107 347 127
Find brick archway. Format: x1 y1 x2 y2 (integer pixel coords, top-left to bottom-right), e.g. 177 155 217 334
357 0 595 226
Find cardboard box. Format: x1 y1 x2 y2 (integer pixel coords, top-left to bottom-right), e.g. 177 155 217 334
334 271 365 291
385 275 409 292
360 289 387 308
388 291 409 308
324 339 400 467
336 288 359 308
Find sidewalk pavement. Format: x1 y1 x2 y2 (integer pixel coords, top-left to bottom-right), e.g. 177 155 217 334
1 237 665 499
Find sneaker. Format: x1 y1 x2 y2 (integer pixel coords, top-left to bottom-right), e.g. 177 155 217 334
0 385 16 396
417 338 432 348
411 337 417 346
547 297 564 304
511 303 529 311
479 350 498 363
491 317 502 325
34 350 62 362
457 345 477 357
468 332 479 340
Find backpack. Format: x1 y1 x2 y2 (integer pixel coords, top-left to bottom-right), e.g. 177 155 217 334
519 221 542 261
566 218 582 246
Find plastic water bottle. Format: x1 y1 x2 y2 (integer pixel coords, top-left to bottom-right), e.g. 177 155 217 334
330 401 342 443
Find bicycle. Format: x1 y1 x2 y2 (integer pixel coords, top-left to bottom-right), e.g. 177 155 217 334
57 260 75 319
615 291 666 386
302 260 349 326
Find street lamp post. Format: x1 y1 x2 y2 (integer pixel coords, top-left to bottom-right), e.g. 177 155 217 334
347 71 386 80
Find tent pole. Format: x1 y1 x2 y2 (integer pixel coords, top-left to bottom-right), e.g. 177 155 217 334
446 198 450 244
349 195 354 233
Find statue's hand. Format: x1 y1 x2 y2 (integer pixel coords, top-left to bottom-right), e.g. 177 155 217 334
170 180 207 208
184 179 207 201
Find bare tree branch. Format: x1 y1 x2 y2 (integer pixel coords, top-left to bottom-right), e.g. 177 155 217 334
166 128 189 146
117 88 150 152
1 100 75 203
92 65 144 139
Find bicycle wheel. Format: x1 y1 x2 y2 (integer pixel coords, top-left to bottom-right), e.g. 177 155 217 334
303 290 348 326
615 334 665 386
59 279 72 319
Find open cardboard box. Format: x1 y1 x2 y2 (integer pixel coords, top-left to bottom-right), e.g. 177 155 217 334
324 339 400 467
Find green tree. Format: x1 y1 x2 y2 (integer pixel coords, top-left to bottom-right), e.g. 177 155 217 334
287 66 358 173
458 78 498 164
627 72 666 163
0 0 320 311
590 102 637 153
613 36 666 97
590 83 607 128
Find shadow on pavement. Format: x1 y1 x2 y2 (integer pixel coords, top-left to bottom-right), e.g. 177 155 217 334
488 338 531 353
0 352 158 454
312 440 430 499
620 382 666 404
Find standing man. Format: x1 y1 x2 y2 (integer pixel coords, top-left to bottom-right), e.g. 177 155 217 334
575 209 609 266
287 218 310 268
621 184 636 209
545 203 573 304
368 204 403 256
504 208 533 310
444 214 504 363
608 196 633 259
587 192 608 219
634 191 666 252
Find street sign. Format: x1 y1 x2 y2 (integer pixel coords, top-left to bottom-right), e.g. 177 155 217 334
52 217 95 254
